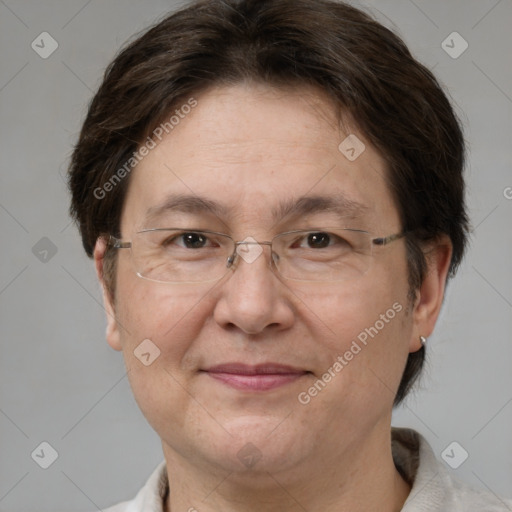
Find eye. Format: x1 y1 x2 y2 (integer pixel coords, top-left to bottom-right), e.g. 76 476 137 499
293 231 349 250
163 231 212 249
305 232 331 249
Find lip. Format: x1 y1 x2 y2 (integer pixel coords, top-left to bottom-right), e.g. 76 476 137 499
202 363 310 391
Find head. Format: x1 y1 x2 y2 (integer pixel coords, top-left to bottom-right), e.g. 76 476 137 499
68 0 468 478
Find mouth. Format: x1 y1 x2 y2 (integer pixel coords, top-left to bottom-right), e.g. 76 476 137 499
201 363 311 391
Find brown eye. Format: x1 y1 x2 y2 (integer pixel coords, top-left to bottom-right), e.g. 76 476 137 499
162 232 210 249
306 232 331 248
181 232 208 248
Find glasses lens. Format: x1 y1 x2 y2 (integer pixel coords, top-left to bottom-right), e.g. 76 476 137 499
128 228 373 283
131 229 235 283
272 229 373 282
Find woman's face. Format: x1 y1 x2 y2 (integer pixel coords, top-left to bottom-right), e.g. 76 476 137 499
96 83 429 478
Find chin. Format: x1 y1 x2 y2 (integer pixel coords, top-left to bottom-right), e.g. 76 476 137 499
201 415 309 475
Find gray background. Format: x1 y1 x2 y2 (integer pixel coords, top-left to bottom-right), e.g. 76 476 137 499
0 0 511 510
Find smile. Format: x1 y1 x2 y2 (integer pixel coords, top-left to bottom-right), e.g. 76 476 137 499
202 363 310 391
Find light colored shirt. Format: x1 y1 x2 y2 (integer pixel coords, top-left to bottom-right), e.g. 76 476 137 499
101 428 512 511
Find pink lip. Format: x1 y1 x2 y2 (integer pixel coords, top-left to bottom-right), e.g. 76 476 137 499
203 363 309 391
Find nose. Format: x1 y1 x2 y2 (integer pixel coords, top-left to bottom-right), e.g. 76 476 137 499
213 240 294 335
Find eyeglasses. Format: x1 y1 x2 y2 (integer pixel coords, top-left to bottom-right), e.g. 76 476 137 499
108 227 405 284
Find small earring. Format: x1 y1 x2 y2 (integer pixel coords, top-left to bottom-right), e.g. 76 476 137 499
419 335 427 347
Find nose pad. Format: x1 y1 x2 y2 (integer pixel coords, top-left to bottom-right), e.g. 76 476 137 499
225 242 278 273
226 251 237 268
271 251 280 271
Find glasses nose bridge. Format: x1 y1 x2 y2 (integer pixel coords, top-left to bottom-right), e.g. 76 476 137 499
235 239 273 247
227 238 276 270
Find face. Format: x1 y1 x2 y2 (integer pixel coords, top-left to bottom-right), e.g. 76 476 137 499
95 83 441 479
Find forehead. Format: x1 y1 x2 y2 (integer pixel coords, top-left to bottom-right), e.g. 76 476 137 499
121 84 399 234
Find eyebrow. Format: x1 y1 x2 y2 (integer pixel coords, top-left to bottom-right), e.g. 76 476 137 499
272 194 368 223
145 194 230 222
144 193 369 225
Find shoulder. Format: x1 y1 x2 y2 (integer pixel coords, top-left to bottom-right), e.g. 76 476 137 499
101 500 132 512
392 427 512 512
448 477 512 511
99 460 168 512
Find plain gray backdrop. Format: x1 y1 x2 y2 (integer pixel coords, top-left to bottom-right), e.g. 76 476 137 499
1 0 511 510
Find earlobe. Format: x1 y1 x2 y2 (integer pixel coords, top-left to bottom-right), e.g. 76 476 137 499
93 237 123 352
410 236 452 352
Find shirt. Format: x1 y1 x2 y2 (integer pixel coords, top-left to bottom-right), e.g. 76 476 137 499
101 428 512 512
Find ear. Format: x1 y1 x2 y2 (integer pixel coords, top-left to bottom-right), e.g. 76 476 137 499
93 237 122 351
410 235 452 352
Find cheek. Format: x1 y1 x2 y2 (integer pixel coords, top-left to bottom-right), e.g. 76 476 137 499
113 257 207 376
296 296 410 434
293 267 407 349
114 272 217 432
294 258 411 402
116 276 211 359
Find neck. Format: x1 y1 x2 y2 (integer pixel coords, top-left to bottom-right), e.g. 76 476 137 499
162 425 411 512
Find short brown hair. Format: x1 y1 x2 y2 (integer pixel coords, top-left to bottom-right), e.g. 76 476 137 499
68 0 469 405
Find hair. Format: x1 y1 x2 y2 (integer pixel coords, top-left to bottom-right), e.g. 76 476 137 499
68 0 469 406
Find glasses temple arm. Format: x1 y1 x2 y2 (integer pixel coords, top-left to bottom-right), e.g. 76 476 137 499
108 235 132 249
372 231 407 246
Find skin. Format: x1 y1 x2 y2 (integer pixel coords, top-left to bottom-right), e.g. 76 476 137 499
94 83 452 512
